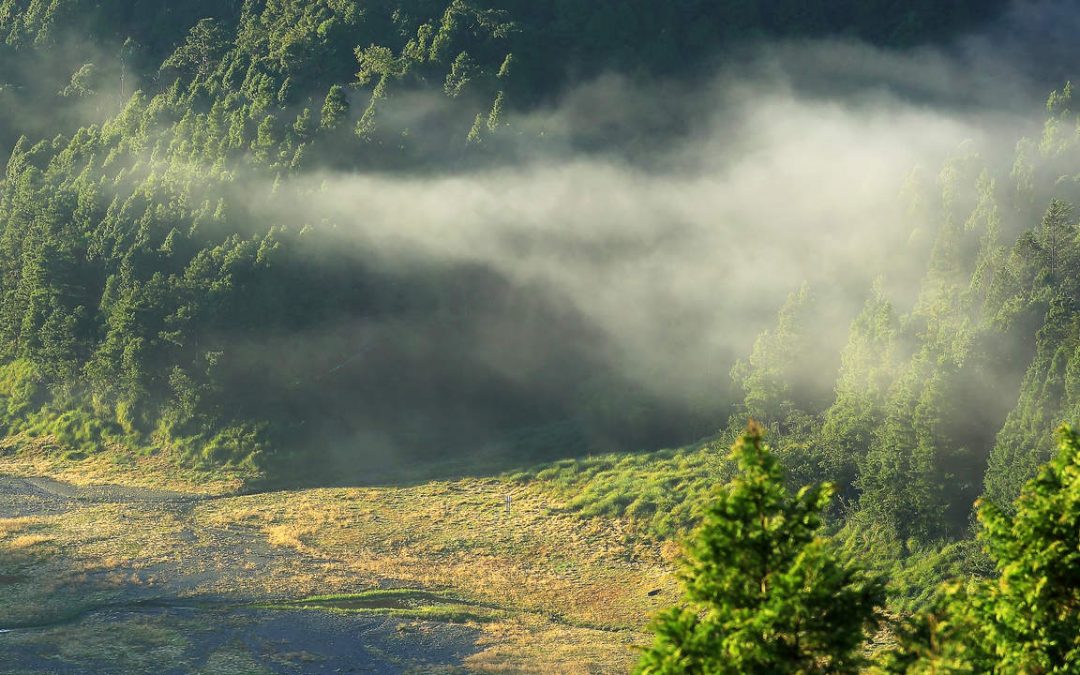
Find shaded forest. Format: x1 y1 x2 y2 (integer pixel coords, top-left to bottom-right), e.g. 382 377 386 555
0 0 1022 481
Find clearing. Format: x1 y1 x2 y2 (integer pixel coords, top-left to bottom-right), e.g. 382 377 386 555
0 449 678 674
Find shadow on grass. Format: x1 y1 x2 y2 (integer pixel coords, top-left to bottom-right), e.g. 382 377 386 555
250 417 722 492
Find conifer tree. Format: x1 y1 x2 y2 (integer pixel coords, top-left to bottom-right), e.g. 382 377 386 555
319 84 349 131
637 424 885 674
730 284 821 434
880 425 1080 673
818 283 898 498
1038 199 1075 282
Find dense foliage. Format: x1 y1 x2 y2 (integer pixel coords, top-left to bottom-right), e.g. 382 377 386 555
636 426 885 674
645 424 1080 673
877 426 1080 672
706 85 1080 553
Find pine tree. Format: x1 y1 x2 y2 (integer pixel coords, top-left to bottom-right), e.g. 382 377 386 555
818 283 899 498
730 284 821 435
637 424 885 674
880 425 1080 673
1038 199 1074 282
319 84 349 131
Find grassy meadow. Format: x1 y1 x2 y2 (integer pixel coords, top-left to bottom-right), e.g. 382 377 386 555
0 435 705 673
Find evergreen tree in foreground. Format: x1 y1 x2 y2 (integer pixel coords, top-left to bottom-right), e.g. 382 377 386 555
637 423 885 674
882 425 1080 673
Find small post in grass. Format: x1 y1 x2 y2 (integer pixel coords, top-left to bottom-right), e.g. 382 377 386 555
504 494 511 515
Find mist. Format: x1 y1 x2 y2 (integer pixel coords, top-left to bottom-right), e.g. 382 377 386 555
223 3 1079 471
3 1 1075 478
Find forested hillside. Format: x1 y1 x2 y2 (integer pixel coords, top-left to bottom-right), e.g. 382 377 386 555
0 0 1015 481
0 0 1074 603
733 81 1080 543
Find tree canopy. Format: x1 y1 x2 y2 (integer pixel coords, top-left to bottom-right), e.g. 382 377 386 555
637 425 885 674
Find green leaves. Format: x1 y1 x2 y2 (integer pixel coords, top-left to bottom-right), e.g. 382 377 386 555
975 425 1080 671
638 426 885 674
641 423 1080 673
160 18 228 80
319 84 348 131
884 426 1080 673
730 284 823 435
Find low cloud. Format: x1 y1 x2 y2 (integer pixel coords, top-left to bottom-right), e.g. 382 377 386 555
220 2 1080 461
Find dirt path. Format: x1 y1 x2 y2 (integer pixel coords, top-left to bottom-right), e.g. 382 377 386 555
0 474 216 516
0 476 76 517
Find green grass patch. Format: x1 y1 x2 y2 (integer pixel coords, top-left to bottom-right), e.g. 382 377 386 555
511 438 734 538
262 589 501 624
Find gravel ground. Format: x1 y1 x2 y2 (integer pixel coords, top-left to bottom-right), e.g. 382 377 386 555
0 476 83 517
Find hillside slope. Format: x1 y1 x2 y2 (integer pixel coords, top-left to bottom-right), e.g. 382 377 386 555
0 0 1012 481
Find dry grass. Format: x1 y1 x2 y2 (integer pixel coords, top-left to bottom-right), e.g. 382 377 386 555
0 516 47 538
466 615 643 673
191 478 678 671
0 517 58 561
198 480 676 623
0 434 247 495
6 534 52 550
0 503 193 627
1 465 679 671
265 522 320 550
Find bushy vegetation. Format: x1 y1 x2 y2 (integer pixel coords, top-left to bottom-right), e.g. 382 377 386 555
511 439 734 538
637 426 885 674
879 426 1080 672
642 425 1080 673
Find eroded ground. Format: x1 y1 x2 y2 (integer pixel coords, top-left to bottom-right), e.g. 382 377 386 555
0 456 676 674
